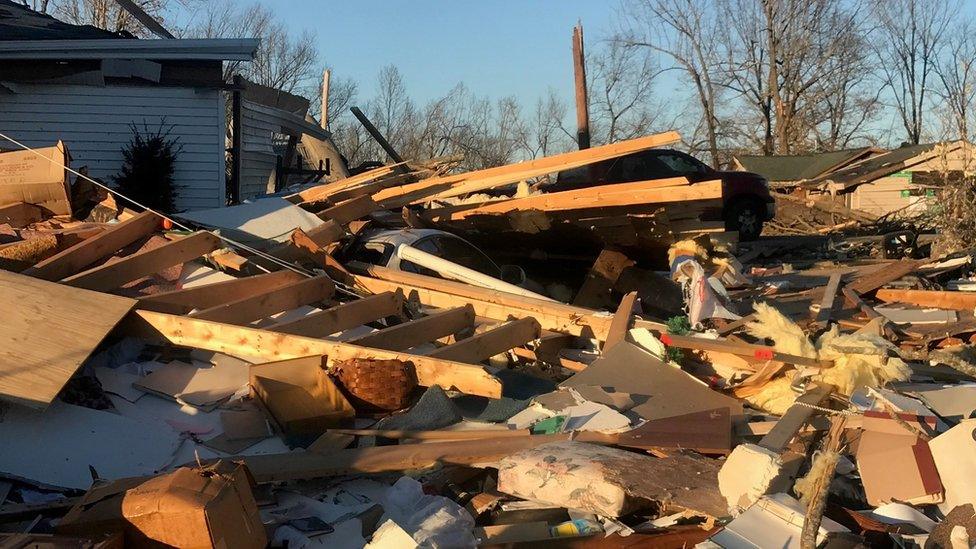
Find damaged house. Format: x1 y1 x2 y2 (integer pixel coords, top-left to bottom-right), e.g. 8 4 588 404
0 0 257 210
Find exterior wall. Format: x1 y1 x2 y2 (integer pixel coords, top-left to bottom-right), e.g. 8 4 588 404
239 99 278 201
0 83 225 211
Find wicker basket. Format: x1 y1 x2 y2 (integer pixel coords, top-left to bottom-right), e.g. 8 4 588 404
331 358 417 412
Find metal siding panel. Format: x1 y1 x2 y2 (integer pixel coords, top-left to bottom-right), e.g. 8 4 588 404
0 84 223 210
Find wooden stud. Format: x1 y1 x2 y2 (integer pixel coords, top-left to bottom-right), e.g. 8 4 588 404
350 305 475 351
847 259 925 295
62 230 220 291
352 264 666 340
190 275 335 324
874 288 976 311
316 195 378 225
24 210 161 281
137 269 305 314
661 333 833 369
267 290 405 338
812 272 842 324
573 249 634 308
758 384 832 451
429 316 541 363
120 309 503 398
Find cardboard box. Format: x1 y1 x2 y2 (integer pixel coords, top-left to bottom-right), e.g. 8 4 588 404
855 411 943 506
58 461 267 549
0 141 71 215
249 356 355 440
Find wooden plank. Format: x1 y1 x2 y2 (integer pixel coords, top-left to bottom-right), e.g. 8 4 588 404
350 305 475 351
813 272 842 323
427 179 719 221
847 259 925 295
428 317 541 363
285 162 405 204
121 309 503 398
0 270 135 409
352 264 666 340
62 230 221 291
189 275 335 324
372 130 681 208
24 210 161 281
266 290 405 338
573 249 634 308
758 384 832 451
661 333 832 368
316 195 378 225
0 202 43 228
875 288 976 311
136 270 305 314
604 291 639 351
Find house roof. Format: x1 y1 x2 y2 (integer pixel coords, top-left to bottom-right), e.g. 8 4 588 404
0 1 258 61
735 147 878 182
0 0 122 40
805 142 962 190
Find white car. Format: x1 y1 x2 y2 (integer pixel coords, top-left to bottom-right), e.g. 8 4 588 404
340 228 544 293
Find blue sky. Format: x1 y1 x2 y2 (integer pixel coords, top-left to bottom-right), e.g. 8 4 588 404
256 0 621 106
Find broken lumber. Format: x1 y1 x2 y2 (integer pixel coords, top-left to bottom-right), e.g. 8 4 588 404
285 162 407 205
874 288 976 311
428 317 541 363
316 195 378 225
847 259 926 295
266 290 405 338
660 333 833 369
24 210 161 281
0 201 43 228
136 269 305 314
120 309 503 398
62 230 221 291
349 305 475 351
371 130 682 208
189 275 335 324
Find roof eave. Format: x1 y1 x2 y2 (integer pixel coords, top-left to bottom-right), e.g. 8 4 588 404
0 38 259 61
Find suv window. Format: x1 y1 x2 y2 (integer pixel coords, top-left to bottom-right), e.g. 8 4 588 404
654 152 710 176
607 153 673 182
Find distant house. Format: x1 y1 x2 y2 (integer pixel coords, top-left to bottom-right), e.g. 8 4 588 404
734 142 976 217
733 147 883 186
0 0 257 210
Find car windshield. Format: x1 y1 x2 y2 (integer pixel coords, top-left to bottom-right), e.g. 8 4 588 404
655 152 711 175
407 235 501 277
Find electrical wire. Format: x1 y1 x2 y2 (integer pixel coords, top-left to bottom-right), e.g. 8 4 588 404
0 131 317 277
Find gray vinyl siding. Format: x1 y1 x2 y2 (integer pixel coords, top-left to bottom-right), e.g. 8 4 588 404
0 84 224 210
239 99 278 201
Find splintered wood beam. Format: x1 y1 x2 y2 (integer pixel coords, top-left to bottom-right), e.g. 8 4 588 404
874 288 976 311
120 309 503 398
847 259 925 295
190 275 335 324
304 220 345 247
428 316 541 363
136 270 305 314
62 230 220 291
604 291 639 351
316 195 378 225
349 305 476 351
660 333 833 369
573 249 635 308
372 130 682 208
267 290 405 338
286 162 406 204
351 264 667 340
24 210 161 281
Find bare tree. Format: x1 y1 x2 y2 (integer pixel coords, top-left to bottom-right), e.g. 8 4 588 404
934 20 976 140
872 0 954 145
588 40 664 145
615 0 723 166
39 0 181 37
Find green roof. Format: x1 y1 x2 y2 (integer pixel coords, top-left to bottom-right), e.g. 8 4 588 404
736 148 874 182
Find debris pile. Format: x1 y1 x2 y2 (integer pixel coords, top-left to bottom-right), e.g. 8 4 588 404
2 137 976 549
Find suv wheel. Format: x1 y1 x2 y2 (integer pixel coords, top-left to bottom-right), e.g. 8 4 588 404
727 201 763 241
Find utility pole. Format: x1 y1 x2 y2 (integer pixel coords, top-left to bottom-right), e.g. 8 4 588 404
572 22 591 150
320 69 330 129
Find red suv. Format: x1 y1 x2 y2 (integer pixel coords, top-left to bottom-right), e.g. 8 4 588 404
550 149 775 240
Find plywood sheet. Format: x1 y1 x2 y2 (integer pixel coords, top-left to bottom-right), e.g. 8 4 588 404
0 269 135 408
